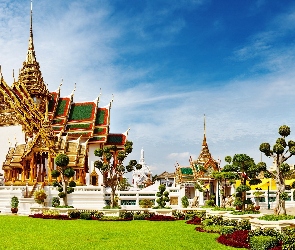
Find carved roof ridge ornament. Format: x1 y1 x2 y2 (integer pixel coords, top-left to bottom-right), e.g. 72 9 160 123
70 83 76 102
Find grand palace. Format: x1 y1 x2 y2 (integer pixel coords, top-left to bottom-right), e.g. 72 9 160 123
0 2 292 214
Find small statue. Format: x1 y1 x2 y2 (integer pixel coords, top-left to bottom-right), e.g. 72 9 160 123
191 196 199 208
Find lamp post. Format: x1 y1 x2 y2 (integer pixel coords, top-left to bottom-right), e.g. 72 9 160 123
267 184 270 210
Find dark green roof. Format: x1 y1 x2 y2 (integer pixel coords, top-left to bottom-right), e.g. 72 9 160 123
180 168 193 175
68 103 95 121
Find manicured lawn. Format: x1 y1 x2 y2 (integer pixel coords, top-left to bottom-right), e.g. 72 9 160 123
0 216 245 250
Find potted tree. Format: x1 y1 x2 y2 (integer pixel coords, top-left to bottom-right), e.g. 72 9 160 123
233 197 243 210
11 196 19 214
253 191 264 210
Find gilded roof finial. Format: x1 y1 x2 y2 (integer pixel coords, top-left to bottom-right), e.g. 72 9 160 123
26 0 36 63
202 114 207 146
59 79 63 89
71 83 76 95
12 69 15 82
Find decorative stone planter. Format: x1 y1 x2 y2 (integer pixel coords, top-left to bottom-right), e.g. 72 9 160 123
206 210 228 217
250 218 295 231
102 209 126 217
153 209 173 216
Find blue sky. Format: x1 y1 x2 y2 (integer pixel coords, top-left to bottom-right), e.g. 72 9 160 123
1 0 295 176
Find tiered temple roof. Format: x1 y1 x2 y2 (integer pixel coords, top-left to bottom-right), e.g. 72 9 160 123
175 116 219 184
0 4 127 184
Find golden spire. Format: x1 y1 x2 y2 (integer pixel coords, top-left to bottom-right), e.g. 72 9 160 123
16 0 49 112
202 114 207 147
26 0 36 63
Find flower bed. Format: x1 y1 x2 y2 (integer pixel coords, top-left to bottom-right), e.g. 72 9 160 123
29 214 70 220
146 215 175 221
217 230 250 248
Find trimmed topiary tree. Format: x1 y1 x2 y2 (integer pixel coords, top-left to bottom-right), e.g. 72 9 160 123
259 125 295 215
155 184 170 208
51 154 75 206
222 154 266 211
94 141 141 208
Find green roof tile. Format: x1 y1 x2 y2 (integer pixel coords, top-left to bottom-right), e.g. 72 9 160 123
69 103 95 121
180 168 193 175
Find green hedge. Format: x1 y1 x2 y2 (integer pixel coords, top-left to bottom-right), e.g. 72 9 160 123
250 236 279 250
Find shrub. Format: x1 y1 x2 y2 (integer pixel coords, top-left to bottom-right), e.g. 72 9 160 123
222 219 238 227
202 218 213 227
250 236 279 250
51 197 60 207
203 225 223 233
172 211 185 220
80 212 91 220
249 228 282 240
207 215 224 225
237 219 251 230
120 211 134 220
181 196 189 208
259 215 295 221
34 189 47 204
11 196 19 208
68 211 81 219
139 199 153 208
282 234 295 250
220 226 235 235
134 212 153 220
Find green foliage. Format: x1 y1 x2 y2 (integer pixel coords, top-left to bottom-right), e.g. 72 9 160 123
195 182 204 192
139 199 154 208
273 143 284 154
249 236 279 250
156 184 170 208
80 212 92 220
280 163 290 173
279 125 291 137
58 192 66 198
259 214 295 221
52 180 59 187
236 184 251 193
69 181 76 187
233 198 243 207
202 218 213 227
64 168 75 178
51 197 60 207
55 154 69 167
280 192 289 201
283 234 295 250
11 196 19 208
181 196 189 208
224 156 232 164
94 140 139 208
220 226 235 235
259 142 271 155
51 170 60 178
276 137 287 148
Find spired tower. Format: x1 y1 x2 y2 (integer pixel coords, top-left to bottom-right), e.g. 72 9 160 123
132 148 152 189
175 115 219 200
0 2 129 186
